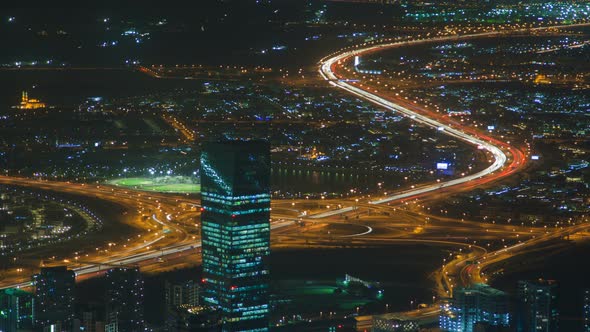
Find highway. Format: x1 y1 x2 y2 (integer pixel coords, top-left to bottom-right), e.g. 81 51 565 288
316 31 530 214
309 22 590 324
0 218 295 290
312 22 590 217
0 20 589 329
0 175 299 290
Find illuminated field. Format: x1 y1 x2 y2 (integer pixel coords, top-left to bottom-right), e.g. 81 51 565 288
108 176 200 193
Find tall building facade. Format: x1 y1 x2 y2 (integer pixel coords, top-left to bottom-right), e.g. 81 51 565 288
81 311 99 332
584 289 589 332
165 280 201 310
0 288 18 332
104 267 144 332
200 141 271 331
33 266 76 330
516 279 559 332
440 283 510 332
165 281 184 309
0 288 34 332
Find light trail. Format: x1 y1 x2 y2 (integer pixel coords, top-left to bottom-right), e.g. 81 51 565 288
0 219 295 291
152 214 166 225
321 44 506 204
310 23 590 325
315 32 520 214
2 22 589 318
339 225 373 238
315 22 590 214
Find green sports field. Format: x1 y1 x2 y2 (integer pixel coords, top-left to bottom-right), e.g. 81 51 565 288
108 176 200 194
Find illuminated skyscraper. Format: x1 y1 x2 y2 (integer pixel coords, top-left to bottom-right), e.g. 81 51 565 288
0 289 18 332
200 141 271 331
584 289 590 332
105 267 144 332
516 279 559 332
33 266 76 331
440 283 510 332
0 288 34 332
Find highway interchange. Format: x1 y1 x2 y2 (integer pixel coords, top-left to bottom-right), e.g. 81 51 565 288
1 21 590 324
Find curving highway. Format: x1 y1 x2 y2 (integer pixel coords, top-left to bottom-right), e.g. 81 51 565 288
317 33 529 211
1 22 589 330
308 23 590 326
316 22 590 210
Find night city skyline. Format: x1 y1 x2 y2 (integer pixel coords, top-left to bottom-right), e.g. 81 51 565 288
0 1 589 332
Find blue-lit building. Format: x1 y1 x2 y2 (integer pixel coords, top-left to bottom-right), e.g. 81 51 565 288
440 283 510 332
200 141 271 332
516 279 559 332
584 289 589 332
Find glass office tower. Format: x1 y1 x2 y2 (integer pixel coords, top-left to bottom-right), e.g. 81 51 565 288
200 141 271 332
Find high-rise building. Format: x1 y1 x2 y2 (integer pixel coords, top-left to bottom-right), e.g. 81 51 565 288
516 279 559 332
104 267 144 332
184 280 201 307
165 281 184 309
0 288 34 332
78 311 105 332
584 289 589 332
0 289 18 332
200 141 271 331
33 266 76 330
95 321 105 332
440 283 510 332
165 279 201 310
82 311 96 332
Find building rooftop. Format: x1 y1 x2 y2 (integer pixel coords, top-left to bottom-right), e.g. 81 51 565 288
456 283 507 297
1 288 32 297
